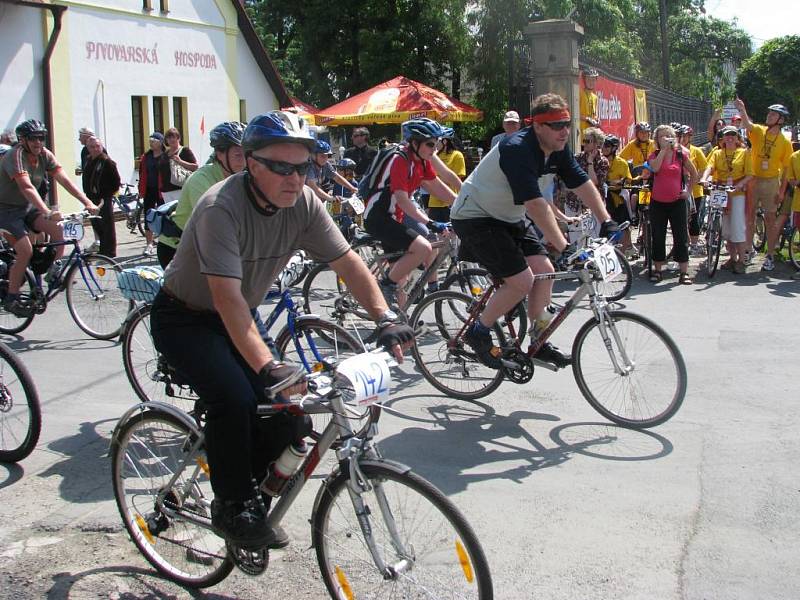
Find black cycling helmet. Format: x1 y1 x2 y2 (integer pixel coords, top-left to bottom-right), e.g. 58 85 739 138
209 121 245 150
337 158 356 170
634 122 651 133
767 104 790 118
242 111 315 155
402 117 446 141
15 119 47 140
584 68 599 78
602 134 620 149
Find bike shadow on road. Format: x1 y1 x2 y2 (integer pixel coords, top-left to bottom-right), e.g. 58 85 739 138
378 394 673 496
1 336 119 355
38 419 117 504
0 462 25 490
47 565 235 599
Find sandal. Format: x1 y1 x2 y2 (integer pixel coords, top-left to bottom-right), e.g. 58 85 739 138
649 271 663 283
679 273 693 285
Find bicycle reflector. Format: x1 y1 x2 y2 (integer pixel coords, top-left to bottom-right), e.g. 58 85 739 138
95 266 107 277
456 539 475 583
135 514 156 545
334 566 354 599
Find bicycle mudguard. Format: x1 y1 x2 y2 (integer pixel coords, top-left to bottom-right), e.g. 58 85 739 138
309 458 412 523
107 401 201 454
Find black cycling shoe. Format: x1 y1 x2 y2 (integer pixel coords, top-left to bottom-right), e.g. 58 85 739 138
2 297 33 318
464 323 503 369
211 498 276 549
532 342 572 369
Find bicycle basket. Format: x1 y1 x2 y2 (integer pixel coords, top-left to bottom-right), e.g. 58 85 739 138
117 266 163 302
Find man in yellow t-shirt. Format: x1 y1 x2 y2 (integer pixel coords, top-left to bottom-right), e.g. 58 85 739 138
733 98 793 271
601 134 635 255
579 69 600 133
679 125 709 254
619 122 656 175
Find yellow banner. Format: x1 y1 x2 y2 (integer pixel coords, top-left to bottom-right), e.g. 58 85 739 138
634 89 648 123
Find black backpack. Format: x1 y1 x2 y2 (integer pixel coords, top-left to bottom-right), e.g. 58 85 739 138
357 144 408 201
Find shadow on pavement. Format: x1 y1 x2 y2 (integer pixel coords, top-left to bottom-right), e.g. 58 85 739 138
378 396 673 495
0 462 25 490
48 565 236 599
38 419 117 504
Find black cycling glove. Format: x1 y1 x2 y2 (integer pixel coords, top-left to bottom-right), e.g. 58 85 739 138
259 361 304 399
375 311 415 351
554 243 577 272
599 219 620 238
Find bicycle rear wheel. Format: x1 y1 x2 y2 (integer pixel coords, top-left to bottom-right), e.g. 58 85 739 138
313 461 493 600
111 409 233 588
65 254 133 339
410 291 505 401
274 318 376 440
753 211 767 252
706 214 722 278
0 342 41 463
121 304 198 413
0 266 36 335
788 227 800 271
572 310 687 428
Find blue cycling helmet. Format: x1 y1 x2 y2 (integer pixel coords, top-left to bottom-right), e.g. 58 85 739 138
402 118 446 141
242 111 316 155
209 121 246 150
16 119 47 139
337 158 356 169
314 139 332 154
440 126 455 139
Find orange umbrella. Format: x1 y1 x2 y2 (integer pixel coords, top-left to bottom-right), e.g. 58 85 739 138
281 97 319 125
314 76 483 125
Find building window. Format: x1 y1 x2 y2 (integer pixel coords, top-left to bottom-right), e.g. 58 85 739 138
173 97 188 143
160 0 169 14
143 0 153 11
239 99 247 123
131 96 146 159
152 96 168 135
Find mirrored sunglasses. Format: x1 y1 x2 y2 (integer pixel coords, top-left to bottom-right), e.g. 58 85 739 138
250 155 310 176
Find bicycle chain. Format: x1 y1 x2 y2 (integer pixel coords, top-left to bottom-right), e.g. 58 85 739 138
501 348 534 384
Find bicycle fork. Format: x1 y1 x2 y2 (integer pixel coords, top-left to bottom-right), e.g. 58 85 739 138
591 305 635 376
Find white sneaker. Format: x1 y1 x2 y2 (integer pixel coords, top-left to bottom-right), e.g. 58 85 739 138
761 255 775 272
143 244 155 256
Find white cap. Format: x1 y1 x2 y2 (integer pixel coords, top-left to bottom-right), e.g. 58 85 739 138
503 111 520 123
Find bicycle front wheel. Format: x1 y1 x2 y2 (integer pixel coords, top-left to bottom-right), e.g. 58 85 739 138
111 409 232 588
572 310 687 428
313 461 493 600
706 214 722 278
274 318 376 440
596 248 633 302
65 254 133 339
0 342 41 463
410 291 506 401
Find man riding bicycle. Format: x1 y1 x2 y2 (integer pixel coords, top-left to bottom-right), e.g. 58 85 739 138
363 117 457 307
450 93 618 369
149 110 414 550
0 119 98 316
305 139 358 205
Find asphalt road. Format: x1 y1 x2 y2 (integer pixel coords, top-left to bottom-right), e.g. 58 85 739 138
0 228 798 599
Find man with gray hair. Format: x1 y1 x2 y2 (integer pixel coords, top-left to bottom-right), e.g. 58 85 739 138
76 126 95 176
0 130 16 145
343 126 377 178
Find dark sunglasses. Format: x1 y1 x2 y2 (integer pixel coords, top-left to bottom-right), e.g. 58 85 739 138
352 133 366 138
27 135 46 142
543 121 571 131
249 155 310 176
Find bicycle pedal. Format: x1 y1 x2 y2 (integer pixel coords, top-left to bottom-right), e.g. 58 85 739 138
227 542 269 576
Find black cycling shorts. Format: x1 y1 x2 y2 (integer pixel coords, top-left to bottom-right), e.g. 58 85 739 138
453 217 547 279
365 211 422 255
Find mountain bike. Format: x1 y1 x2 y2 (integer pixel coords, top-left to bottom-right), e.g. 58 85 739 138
110 351 493 596
0 340 40 463
753 203 800 269
120 264 372 438
410 239 687 428
703 183 734 278
0 211 133 338
115 183 145 236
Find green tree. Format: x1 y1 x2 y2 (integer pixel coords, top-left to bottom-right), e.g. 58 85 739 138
736 35 800 126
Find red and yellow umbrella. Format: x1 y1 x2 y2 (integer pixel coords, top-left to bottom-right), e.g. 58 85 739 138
281 97 320 125
314 76 483 126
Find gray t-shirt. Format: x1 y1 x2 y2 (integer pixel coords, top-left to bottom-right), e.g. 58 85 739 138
0 145 59 210
164 172 350 311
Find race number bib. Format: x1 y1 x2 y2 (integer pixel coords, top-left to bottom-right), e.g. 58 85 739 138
709 190 728 208
346 196 365 215
337 353 391 406
62 220 85 241
594 243 622 281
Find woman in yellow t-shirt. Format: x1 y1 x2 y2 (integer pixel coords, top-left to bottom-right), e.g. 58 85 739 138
427 137 466 223
700 126 754 273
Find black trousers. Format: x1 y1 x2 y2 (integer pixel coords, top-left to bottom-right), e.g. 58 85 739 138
150 291 306 501
90 196 117 257
650 199 689 263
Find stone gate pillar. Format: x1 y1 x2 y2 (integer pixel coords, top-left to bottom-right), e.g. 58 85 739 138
524 19 583 149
